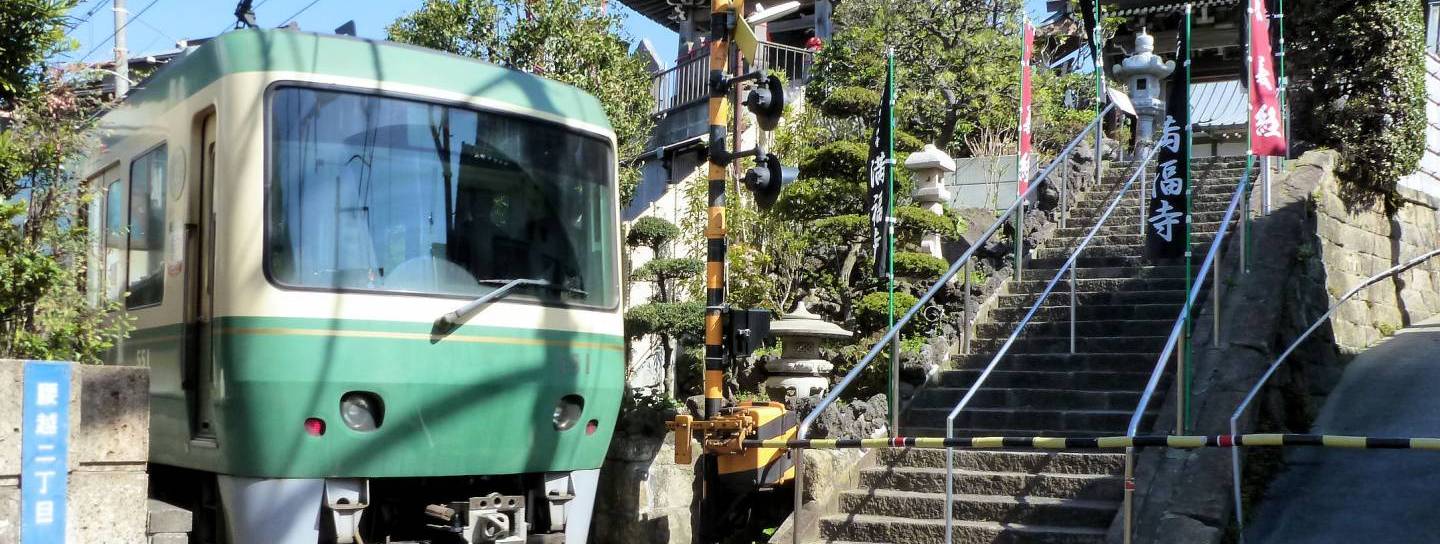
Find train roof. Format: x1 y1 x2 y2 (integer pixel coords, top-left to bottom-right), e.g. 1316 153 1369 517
121 28 613 131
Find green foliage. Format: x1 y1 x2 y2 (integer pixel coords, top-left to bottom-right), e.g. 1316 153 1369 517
818 86 881 118
1292 0 1426 200
801 140 869 179
631 258 703 282
895 206 955 237
0 0 72 108
852 291 920 334
892 251 949 280
809 214 869 243
802 0 1085 157
0 13 128 362
624 301 705 340
388 0 654 206
626 216 681 251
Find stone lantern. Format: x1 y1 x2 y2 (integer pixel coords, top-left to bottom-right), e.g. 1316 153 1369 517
1112 29 1175 156
904 144 955 260
763 302 853 401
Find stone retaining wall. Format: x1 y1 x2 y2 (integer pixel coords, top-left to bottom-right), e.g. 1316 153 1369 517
1314 168 1440 351
0 361 150 543
1111 150 1440 543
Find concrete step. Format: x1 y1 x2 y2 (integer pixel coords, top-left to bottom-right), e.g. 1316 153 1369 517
997 289 1186 308
819 514 1108 544
1005 277 1188 295
908 387 1141 411
904 407 1155 432
1061 208 1235 226
876 449 1125 474
1018 265 1188 281
1072 190 1241 208
966 334 1168 354
1041 233 1215 249
858 466 1124 501
1053 219 1228 238
950 352 1158 373
938 369 1154 390
900 426 1132 440
1028 253 1214 268
975 319 1175 339
987 303 1184 322
838 489 1120 528
1033 243 1213 261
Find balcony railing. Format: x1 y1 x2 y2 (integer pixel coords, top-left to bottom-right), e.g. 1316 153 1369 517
649 41 814 117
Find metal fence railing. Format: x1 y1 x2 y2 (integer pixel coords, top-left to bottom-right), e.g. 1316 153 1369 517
650 51 709 117
790 103 1116 544
1122 155 1256 544
759 41 813 88
650 41 814 117
942 140 1163 543
1227 247 1440 538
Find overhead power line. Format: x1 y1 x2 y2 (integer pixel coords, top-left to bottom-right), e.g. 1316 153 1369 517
279 0 324 28
63 0 110 37
77 0 163 63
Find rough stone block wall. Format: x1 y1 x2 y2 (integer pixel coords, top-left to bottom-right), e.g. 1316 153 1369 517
591 429 700 544
0 361 150 544
1113 150 1440 543
1313 169 1440 351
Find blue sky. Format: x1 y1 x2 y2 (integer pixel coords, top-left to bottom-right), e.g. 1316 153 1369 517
57 0 679 66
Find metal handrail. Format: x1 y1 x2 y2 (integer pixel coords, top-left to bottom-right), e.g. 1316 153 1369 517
651 41 814 116
1121 156 1255 544
941 140 1164 544
790 102 1115 544
1227 247 1440 538
650 51 710 116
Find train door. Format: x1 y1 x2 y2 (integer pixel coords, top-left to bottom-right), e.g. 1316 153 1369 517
184 112 218 439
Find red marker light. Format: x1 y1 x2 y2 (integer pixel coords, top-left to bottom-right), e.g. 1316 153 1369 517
585 419 599 435
305 417 326 436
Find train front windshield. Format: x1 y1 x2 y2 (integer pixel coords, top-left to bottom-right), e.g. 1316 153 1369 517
266 86 617 307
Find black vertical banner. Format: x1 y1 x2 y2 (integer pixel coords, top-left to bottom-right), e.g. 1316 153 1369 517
867 67 894 277
1145 20 1190 259
1078 0 1098 47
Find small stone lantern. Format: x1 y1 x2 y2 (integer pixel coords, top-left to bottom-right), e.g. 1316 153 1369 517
1112 29 1175 155
904 144 956 260
763 302 853 401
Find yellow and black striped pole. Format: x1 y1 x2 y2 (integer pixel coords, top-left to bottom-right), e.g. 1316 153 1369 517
702 0 741 420
744 434 1440 451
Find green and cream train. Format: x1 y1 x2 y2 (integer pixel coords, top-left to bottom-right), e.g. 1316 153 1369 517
84 28 623 544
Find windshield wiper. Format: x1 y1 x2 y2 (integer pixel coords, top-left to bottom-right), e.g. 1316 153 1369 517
436 278 587 330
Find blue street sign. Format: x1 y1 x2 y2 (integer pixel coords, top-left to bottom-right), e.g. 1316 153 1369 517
21 361 71 543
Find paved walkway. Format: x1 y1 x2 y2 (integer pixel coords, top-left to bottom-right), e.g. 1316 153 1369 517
1247 316 1440 543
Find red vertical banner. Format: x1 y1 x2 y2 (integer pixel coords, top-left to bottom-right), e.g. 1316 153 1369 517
1017 20 1035 195
1248 0 1287 156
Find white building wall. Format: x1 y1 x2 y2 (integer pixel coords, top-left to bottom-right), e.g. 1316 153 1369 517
1400 53 1440 199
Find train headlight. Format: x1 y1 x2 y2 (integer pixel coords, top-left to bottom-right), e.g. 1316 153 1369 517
553 395 585 431
340 391 385 432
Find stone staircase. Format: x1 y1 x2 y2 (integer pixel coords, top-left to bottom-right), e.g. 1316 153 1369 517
817 156 1250 543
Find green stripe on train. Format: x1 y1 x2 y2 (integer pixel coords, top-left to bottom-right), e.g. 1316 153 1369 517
133 316 624 479
122 29 612 130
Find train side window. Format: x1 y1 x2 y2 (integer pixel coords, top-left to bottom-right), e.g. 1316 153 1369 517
127 144 167 309
102 178 126 302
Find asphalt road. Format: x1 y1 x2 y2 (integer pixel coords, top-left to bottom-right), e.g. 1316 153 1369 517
1246 317 1440 543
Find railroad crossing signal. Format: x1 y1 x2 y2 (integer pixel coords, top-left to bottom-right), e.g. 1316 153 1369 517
669 0 800 490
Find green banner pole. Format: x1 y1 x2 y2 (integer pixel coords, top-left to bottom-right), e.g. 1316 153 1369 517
886 47 900 437
1181 4 1194 434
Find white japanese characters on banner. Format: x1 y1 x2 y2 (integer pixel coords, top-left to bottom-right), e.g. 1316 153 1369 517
1145 10 1191 259
1248 0 1287 156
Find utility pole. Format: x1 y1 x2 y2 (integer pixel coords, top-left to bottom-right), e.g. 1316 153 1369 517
113 0 129 98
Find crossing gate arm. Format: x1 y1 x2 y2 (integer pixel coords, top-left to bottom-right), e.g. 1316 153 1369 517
747 434 1440 450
